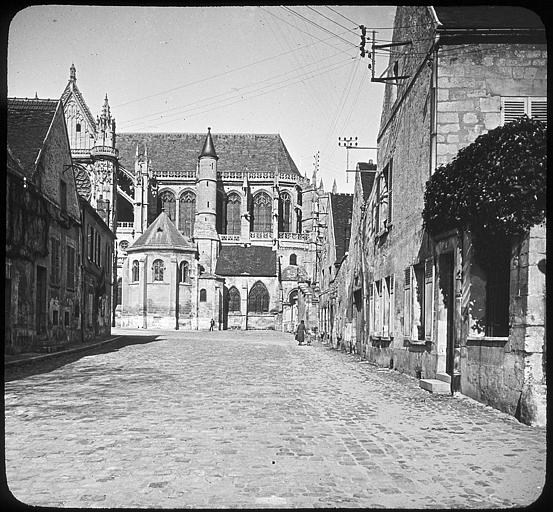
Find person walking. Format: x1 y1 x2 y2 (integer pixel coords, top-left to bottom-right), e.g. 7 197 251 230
209 318 215 331
295 320 306 346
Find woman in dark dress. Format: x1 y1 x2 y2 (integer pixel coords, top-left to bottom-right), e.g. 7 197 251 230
295 320 306 345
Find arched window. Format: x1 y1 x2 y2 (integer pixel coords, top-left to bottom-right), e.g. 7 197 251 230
226 192 242 235
289 289 298 306
296 209 302 233
158 190 176 222
116 277 122 306
248 281 270 313
131 260 139 282
216 191 225 234
251 192 272 232
152 259 165 282
179 191 196 237
179 261 189 283
289 253 297 266
76 123 81 133
279 192 292 232
228 286 241 312
199 289 207 302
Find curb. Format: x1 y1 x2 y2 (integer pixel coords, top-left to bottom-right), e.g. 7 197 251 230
5 336 123 367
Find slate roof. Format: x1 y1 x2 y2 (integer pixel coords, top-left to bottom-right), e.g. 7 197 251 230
357 162 377 202
127 211 195 252
7 98 60 176
215 245 277 277
330 193 353 265
116 132 301 176
433 6 544 30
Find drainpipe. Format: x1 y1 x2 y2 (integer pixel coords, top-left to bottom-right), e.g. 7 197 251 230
430 33 440 178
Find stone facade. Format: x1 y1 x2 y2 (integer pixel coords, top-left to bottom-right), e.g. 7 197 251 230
328 6 546 426
6 99 83 353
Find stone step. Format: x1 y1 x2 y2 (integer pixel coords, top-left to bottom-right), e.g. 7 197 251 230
419 378 451 395
436 372 451 384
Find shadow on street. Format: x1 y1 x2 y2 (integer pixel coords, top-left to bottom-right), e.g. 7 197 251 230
4 335 160 382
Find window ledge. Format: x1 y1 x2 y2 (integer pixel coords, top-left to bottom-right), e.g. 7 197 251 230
467 336 508 343
406 338 427 345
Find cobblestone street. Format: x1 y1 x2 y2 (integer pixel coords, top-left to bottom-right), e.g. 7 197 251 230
5 329 546 508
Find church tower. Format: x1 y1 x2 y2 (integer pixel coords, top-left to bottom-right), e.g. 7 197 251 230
194 128 219 273
91 94 118 231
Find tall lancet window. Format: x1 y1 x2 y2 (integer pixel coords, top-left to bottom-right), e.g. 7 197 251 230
158 190 176 221
248 281 270 313
226 192 241 235
279 192 292 232
251 192 272 232
179 191 196 238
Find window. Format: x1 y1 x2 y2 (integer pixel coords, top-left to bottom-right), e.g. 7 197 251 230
296 209 302 233
52 310 59 326
405 259 434 341
279 192 292 232
226 192 241 235
383 275 394 338
374 281 382 336
119 240 129 252
289 253 297 266
64 311 70 327
158 190 176 222
251 192 272 232
132 260 140 282
66 245 75 289
377 160 392 233
248 281 270 313
179 191 196 237
76 123 81 133
179 261 189 283
200 288 207 302
228 286 241 312
501 97 547 125
87 226 94 261
116 277 122 306
152 259 165 282
50 237 61 284
60 180 67 212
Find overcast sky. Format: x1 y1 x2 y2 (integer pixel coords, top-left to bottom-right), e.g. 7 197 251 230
8 5 397 193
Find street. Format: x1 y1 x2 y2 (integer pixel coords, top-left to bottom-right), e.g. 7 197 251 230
4 329 546 508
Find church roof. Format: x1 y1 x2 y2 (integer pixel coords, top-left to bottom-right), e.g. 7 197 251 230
432 6 544 30
127 211 195 252
215 245 277 276
116 132 301 177
7 98 60 176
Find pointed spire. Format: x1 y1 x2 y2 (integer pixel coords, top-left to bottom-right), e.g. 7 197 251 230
101 94 111 119
199 127 218 160
34 92 38 99
69 63 76 82
332 179 337 194
319 178 324 191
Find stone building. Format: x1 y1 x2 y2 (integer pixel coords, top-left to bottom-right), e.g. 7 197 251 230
339 6 546 425
6 98 82 353
114 129 314 330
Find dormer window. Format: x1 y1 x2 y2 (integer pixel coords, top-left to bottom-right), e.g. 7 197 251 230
76 123 81 133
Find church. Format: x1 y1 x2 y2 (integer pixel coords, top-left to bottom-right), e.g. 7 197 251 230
61 65 324 331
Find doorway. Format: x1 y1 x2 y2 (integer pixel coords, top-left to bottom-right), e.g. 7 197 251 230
36 266 47 336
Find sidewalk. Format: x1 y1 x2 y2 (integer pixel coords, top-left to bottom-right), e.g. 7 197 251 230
4 334 123 367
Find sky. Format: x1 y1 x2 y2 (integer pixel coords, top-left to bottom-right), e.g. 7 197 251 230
7 5 397 194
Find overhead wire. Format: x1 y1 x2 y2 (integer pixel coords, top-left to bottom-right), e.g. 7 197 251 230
305 5 359 35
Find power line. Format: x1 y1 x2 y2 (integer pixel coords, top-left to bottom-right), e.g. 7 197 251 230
305 5 358 35
281 6 358 49
323 5 358 27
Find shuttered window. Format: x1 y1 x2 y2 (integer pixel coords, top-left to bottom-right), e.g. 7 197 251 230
424 258 434 341
403 267 412 337
501 97 547 125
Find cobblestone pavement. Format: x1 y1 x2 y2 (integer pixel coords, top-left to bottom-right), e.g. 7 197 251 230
5 329 547 508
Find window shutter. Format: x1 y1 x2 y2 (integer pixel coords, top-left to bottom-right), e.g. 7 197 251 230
501 97 526 124
388 274 394 336
403 267 411 337
530 98 547 124
368 282 374 335
424 258 434 341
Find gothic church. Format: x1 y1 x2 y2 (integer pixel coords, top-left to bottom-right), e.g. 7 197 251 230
61 65 323 331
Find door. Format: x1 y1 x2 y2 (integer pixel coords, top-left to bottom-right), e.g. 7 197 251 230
439 253 459 391
36 266 47 335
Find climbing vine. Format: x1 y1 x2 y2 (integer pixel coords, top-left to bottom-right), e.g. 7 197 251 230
422 116 547 264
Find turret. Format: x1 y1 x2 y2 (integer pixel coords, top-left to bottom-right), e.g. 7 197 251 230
194 128 220 272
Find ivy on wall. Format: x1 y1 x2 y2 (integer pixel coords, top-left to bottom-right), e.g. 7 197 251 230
422 116 547 264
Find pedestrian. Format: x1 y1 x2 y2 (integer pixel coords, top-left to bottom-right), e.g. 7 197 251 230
295 320 306 346
209 318 215 331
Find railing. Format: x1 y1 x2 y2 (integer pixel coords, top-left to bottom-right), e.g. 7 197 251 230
71 148 92 157
279 232 309 241
117 221 134 228
91 145 119 158
250 231 273 239
154 170 197 179
220 234 241 241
